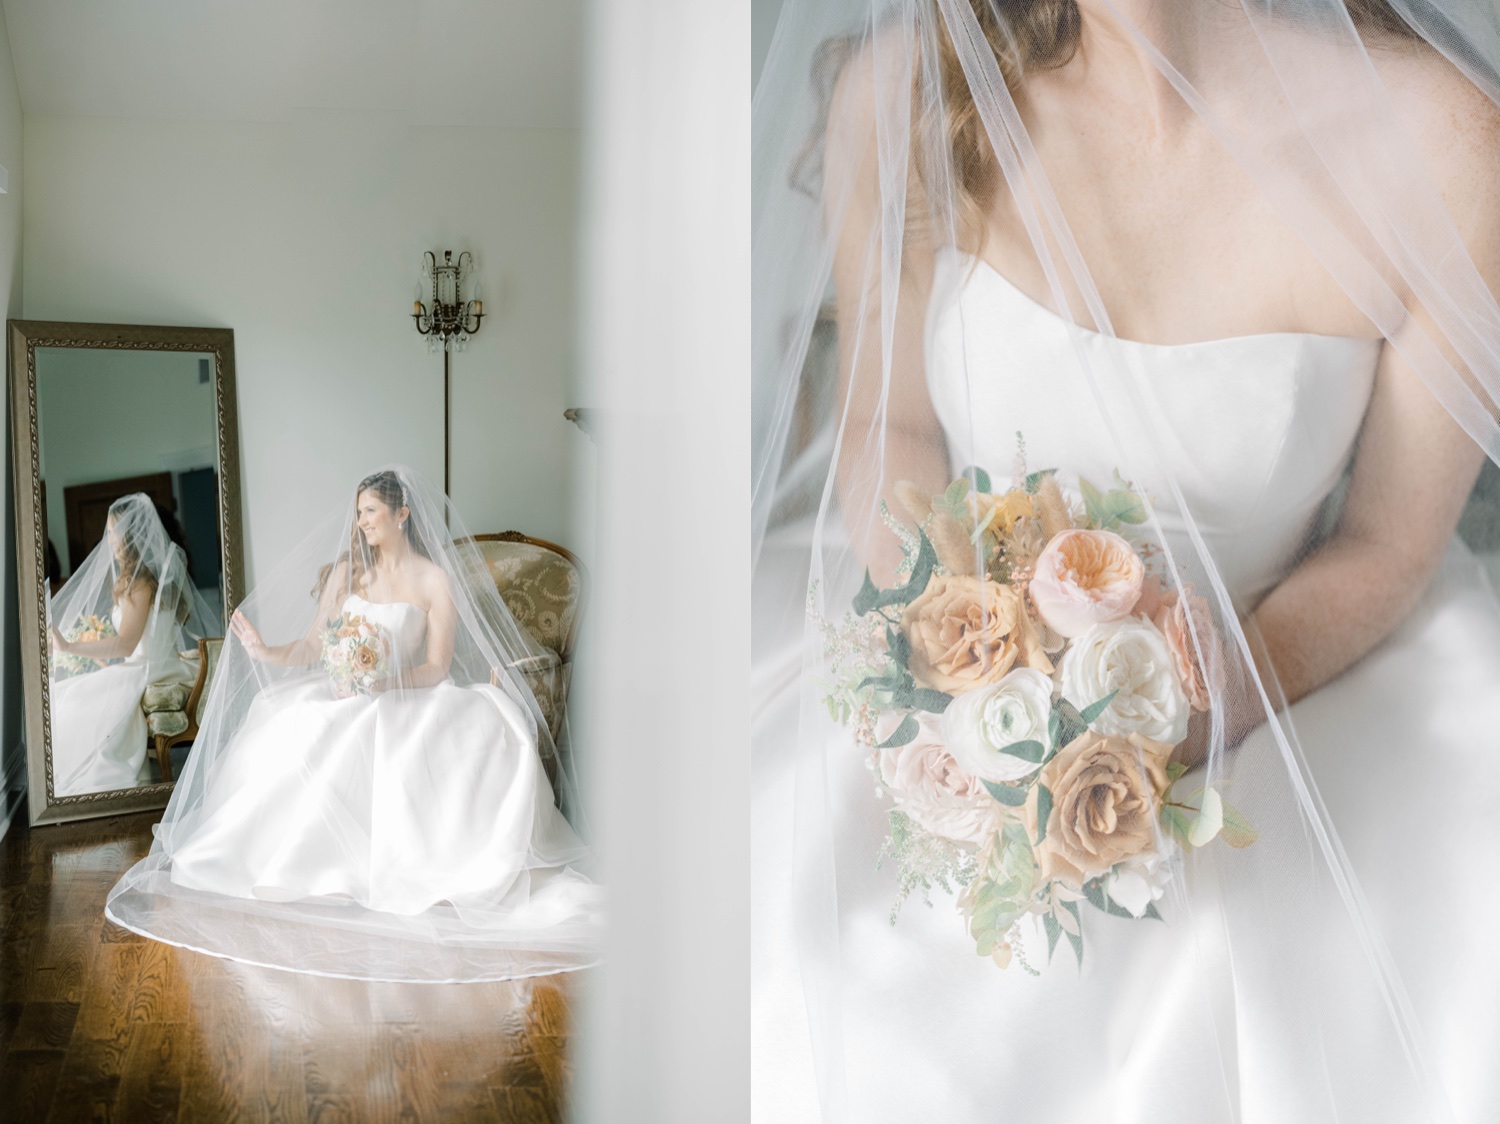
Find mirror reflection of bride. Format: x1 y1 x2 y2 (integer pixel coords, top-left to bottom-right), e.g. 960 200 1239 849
47 493 214 796
106 467 603 983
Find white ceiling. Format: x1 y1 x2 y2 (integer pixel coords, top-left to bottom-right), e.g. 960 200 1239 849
0 0 586 128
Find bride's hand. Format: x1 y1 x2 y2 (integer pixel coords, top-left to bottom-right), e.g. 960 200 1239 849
231 609 270 661
48 626 67 654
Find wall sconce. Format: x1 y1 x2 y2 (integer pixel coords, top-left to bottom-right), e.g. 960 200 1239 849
412 250 484 353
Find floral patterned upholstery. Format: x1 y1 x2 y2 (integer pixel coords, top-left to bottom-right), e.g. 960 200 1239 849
141 637 224 781
464 535 583 741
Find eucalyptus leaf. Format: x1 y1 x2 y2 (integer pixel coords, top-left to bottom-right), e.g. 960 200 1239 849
1078 690 1119 726
1000 739 1047 764
911 688 954 714
1161 805 1193 848
1060 899 1084 965
1081 878 1137 920
945 479 969 507
1220 801 1259 849
852 534 938 615
1165 761 1188 785
1104 490 1149 525
1144 903 1163 922
1079 477 1107 526
983 780 1030 808
875 713 919 750
963 466 992 494
1043 911 1062 962
851 570 881 616
1035 784 1054 845
1024 468 1058 494
1047 711 1061 750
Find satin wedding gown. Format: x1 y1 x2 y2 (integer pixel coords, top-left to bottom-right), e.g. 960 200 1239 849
752 248 1500 1122
164 593 597 939
50 602 196 796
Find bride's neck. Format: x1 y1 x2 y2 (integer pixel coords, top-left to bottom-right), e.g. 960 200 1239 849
373 538 413 572
1068 0 1203 132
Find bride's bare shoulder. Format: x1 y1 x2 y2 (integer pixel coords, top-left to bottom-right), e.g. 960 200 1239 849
415 555 454 603
1372 41 1500 240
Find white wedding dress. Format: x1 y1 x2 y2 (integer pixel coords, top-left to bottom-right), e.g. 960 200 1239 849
103 592 604 981
751 248 1500 1122
167 594 593 912
50 602 196 797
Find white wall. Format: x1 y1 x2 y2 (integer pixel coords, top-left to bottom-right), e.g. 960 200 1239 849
21 112 588 590
0 6 26 815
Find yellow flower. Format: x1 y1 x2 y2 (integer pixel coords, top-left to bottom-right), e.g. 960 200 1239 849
967 489 1035 537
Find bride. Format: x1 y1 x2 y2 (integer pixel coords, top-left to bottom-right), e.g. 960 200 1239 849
48 493 212 796
754 0 1500 1120
106 467 602 982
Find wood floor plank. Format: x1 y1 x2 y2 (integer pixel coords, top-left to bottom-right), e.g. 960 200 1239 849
113 1020 188 1124
45 1033 126 1124
2 812 584 1124
8 1001 80 1051
0 1047 68 1122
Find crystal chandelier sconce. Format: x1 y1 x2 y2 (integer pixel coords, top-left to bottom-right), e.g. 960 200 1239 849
412 250 484 353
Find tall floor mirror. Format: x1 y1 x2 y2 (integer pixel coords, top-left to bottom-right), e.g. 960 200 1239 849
8 321 244 825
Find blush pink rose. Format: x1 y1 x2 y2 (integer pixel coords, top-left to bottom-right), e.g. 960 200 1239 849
1029 529 1144 638
875 712 998 846
1153 588 1224 712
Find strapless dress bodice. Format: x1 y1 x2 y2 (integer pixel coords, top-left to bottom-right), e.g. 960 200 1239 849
343 594 428 665
925 247 1383 608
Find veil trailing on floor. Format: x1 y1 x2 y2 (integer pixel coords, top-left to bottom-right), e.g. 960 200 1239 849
46 493 218 795
755 1 1500 1120
106 465 602 982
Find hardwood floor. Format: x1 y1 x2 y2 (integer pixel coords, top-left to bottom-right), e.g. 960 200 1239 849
0 811 584 1122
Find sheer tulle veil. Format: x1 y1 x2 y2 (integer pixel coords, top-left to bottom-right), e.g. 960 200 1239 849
105 465 601 983
45 493 219 796
755 1 1500 1120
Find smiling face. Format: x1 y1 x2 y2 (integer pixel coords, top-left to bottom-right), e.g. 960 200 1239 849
356 489 408 551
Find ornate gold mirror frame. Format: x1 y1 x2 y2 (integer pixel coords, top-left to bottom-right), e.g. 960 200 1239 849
8 320 245 825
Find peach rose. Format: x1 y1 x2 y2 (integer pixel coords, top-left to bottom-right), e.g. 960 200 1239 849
876 712 998 846
1028 529 1144 638
900 575 1053 695
353 645 380 672
1154 589 1223 712
1025 730 1172 889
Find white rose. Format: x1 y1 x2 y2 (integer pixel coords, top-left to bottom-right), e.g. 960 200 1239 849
1059 617 1189 745
876 712 998 846
940 667 1055 783
1105 846 1176 918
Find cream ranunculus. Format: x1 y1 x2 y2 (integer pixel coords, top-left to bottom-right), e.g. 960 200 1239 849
1024 730 1173 889
1029 529 1144 638
1059 617 1190 745
876 712 998 846
900 574 1053 696
941 668 1055 783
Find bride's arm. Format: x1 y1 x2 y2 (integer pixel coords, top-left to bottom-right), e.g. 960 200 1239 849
372 570 456 692
827 42 951 587
50 584 151 661
1229 339 1485 741
232 561 350 667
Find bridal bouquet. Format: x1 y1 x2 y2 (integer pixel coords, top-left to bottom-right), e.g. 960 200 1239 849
320 612 390 696
818 447 1255 973
52 613 118 677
